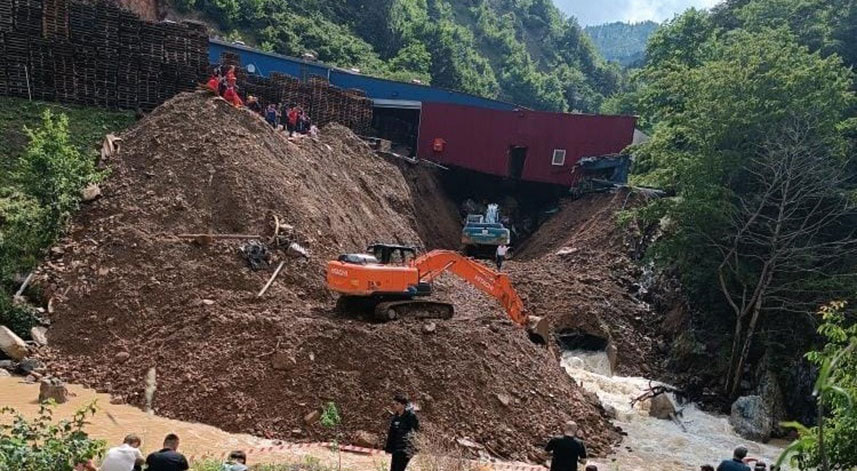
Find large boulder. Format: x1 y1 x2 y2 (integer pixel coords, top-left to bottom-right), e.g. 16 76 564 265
0 326 28 360
39 378 69 404
730 395 773 442
648 394 676 420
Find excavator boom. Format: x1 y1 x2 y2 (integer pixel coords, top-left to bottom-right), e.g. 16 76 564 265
413 250 527 326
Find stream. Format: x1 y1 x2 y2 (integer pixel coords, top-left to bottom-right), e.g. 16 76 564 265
561 350 789 471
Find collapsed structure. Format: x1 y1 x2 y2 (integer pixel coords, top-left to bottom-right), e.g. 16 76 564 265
34 92 630 460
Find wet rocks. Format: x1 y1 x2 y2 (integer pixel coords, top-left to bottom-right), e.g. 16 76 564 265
0 326 29 360
39 377 69 404
730 395 773 442
648 394 676 420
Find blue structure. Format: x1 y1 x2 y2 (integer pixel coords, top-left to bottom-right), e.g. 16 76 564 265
208 39 518 111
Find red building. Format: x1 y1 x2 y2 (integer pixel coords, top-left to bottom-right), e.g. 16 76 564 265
417 103 636 187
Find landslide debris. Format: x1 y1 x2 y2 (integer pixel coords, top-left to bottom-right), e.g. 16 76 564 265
509 190 666 377
34 92 618 460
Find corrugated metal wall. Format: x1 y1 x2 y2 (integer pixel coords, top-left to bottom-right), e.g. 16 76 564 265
417 103 636 187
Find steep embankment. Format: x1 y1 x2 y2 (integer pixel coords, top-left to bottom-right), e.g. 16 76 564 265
34 91 617 460
509 191 666 377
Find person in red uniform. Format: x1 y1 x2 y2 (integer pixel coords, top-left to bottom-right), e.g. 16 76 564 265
206 73 220 94
226 65 237 87
222 86 243 107
286 106 301 136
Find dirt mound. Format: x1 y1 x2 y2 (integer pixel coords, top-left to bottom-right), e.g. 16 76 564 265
508 191 666 377
34 92 617 460
395 161 462 250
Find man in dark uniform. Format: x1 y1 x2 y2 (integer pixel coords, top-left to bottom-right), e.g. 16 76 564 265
145 434 189 471
545 421 587 471
385 393 420 471
717 446 751 471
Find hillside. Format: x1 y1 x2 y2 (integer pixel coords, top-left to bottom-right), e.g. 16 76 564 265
166 0 621 112
34 91 620 460
585 21 659 67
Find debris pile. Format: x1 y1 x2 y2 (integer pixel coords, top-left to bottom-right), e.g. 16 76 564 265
510 191 666 377
34 91 618 460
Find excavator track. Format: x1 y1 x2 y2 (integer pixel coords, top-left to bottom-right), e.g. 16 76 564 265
374 300 454 322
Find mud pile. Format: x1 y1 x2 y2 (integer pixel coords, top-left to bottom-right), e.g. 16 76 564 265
509 191 666 377
34 92 617 460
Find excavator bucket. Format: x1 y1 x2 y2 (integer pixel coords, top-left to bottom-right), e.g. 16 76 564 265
526 315 550 344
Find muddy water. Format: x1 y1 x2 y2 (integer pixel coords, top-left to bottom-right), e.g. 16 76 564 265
561 351 789 471
0 377 389 469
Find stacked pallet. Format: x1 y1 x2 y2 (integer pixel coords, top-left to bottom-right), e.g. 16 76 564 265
0 0 209 110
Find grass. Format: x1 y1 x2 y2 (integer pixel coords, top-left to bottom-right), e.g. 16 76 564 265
190 456 340 471
0 96 135 186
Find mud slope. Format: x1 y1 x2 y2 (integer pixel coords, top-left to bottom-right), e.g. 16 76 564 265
509 191 665 377
34 92 617 460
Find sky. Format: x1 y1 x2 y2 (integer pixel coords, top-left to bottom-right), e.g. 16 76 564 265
554 0 722 26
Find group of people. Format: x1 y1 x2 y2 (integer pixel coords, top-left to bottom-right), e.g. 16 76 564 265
80 398 773 471
258 102 314 137
204 65 317 138
206 65 243 107
703 446 781 471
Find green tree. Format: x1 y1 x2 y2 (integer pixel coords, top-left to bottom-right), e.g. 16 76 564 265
778 301 857 471
14 110 101 235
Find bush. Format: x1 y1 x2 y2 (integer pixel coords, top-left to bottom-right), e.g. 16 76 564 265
0 190 49 286
0 402 105 471
0 295 40 340
14 110 102 235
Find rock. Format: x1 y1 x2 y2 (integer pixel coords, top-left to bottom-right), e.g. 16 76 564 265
303 410 320 425
422 322 437 334
109 396 126 405
30 326 48 346
17 357 42 374
648 394 676 420
270 352 294 371
758 368 787 437
202 299 215 305
495 392 512 407
0 360 14 369
0 369 9 377
455 438 484 450
582 390 601 407
603 404 618 419
353 430 378 448
0 326 28 360
730 395 773 442
115 351 130 363
39 378 69 404
81 183 102 202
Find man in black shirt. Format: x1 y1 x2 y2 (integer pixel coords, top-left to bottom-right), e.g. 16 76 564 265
145 434 189 471
545 421 587 471
385 393 420 471
717 446 751 471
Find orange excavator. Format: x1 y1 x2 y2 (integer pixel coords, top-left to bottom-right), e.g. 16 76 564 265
326 244 546 340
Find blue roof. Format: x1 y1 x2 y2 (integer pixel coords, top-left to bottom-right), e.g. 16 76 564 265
208 39 519 111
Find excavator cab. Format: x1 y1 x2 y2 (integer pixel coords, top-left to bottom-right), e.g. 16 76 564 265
367 244 417 265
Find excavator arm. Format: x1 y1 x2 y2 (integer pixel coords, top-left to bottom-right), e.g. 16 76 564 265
412 250 528 326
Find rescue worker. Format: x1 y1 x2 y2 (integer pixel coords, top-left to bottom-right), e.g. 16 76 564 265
286 105 301 137
206 72 220 95
385 393 419 471
495 243 509 271
545 421 587 471
223 85 243 107
265 103 278 127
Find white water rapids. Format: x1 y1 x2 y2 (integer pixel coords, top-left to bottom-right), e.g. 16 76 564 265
561 350 789 471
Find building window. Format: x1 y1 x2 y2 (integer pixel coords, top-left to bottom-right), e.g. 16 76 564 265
551 149 566 166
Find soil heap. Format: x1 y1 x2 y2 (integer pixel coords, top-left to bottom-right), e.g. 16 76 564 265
34 92 617 460
508 191 666 377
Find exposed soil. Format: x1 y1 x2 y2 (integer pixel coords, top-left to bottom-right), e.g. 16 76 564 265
34 91 619 461
508 191 667 377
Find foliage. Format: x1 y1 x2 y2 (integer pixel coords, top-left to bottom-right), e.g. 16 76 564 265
625 3 857 394
584 21 659 67
14 111 101 232
319 402 341 429
0 98 133 339
185 0 619 112
0 402 105 471
0 295 40 340
778 301 857 470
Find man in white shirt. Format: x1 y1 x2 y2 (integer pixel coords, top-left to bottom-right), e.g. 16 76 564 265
496 244 509 271
100 434 145 471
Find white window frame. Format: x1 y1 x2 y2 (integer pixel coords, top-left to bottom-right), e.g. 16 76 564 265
551 149 566 166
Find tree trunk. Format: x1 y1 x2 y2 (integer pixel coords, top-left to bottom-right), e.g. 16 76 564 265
725 312 745 394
